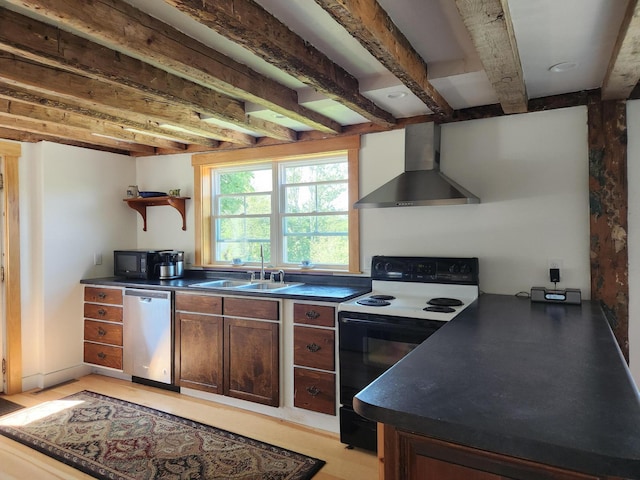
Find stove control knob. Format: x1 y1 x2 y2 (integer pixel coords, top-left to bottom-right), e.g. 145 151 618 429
460 263 471 274
449 264 460 274
384 262 394 272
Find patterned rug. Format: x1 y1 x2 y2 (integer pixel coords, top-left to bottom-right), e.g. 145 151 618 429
0 390 325 479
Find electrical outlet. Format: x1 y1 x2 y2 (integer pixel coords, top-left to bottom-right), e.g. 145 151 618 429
548 258 563 270
93 252 102 265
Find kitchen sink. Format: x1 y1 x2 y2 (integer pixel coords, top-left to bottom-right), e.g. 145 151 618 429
234 282 303 291
188 280 303 291
188 279 253 289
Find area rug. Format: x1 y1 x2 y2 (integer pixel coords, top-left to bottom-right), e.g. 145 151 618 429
0 390 325 479
0 397 23 417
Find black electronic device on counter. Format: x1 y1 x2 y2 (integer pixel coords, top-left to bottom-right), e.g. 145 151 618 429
114 249 183 279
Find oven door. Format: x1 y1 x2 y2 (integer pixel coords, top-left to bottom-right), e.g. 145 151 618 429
338 312 443 407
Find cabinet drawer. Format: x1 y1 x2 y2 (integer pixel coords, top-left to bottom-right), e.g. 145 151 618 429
224 297 279 321
84 303 123 322
294 303 334 327
84 286 122 305
84 320 123 346
175 293 222 314
294 326 335 371
294 368 335 415
84 342 122 370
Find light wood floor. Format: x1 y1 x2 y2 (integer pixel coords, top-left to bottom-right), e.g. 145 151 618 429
0 374 377 480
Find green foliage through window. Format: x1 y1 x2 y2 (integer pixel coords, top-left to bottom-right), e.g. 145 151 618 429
212 156 349 267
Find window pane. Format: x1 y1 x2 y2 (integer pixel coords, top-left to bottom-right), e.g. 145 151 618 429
317 183 348 211
219 169 272 194
217 241 271 263
217 217 270 241
284 185 316 213
284 235 348 265
317 214 348 233
284 161 347 183
246 194 272 214
219 196 245 215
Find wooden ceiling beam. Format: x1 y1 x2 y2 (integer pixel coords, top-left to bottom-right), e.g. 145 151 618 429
0 7 295 142
602 0 640 100
313 0 452 118
0 126 130 154
453 0 528 114
0 83 220 148
0 54 254 145
0 110 156 154
2 0 342 134
0 98 186 151
163 0 395 127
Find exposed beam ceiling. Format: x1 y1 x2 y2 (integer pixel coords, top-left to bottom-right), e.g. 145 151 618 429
0 0 634 155
602 0 640 100
453 0 527 114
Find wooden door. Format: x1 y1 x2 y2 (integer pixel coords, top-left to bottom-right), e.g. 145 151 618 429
177 312 223 394
224 318 279 406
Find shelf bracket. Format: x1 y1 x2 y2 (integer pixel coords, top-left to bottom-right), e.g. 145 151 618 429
123 196 190 231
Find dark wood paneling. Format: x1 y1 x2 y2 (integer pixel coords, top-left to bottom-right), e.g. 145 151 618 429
175 292 222 314
587 93 629 360
223 296 279 320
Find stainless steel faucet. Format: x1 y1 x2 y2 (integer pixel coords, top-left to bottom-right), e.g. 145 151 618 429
277 269 285 284
260 244 265 281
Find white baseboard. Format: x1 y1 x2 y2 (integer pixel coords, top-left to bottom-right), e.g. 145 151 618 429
21 364 92 392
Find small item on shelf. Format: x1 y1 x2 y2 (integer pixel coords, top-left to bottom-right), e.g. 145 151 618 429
126 185 139 198
168 188 181 197
138 191 167 198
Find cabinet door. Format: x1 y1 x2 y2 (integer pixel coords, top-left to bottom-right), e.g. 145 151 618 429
178 312 223 394
224 318 279 406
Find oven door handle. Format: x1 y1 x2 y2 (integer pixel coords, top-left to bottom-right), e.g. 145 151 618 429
340 317 439 334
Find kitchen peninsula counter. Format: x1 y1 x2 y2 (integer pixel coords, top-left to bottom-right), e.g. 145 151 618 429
354 294 640 479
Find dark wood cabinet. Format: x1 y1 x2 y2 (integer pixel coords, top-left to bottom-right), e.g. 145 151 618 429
224 318 279 406
381 424 607 480
83 286 124 370
292 302 336 416
177 312 223 393
175 292 280 406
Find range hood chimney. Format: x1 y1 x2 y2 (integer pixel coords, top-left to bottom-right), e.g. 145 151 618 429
354 123 480 208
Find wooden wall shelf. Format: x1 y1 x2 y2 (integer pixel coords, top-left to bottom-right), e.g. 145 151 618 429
123 196 190 231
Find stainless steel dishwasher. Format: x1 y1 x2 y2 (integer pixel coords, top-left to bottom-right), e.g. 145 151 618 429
123 289 174 387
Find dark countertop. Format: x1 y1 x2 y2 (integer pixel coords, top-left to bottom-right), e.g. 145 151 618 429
354 294 640 479
81 272 371 303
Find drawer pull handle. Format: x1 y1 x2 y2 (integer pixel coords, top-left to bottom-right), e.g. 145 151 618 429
305 310 320 320
306 343 321 353
306 385 320 397
97 352 106 360
97 327 107 337
97 292 107 299
97 308 107 316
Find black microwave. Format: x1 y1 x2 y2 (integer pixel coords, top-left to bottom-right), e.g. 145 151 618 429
114 250 166 279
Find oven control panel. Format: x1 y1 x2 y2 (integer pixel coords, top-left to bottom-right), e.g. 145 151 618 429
371 255 479 284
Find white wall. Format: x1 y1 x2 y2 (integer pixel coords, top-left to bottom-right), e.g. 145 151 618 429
359 107 591 295
20 142 136 389
627 100 640 386
135 153 195 265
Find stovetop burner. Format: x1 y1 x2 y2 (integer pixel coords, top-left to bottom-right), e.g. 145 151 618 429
424 305 456 313
370 294 396 300
357 298 391 307
428 297 464 307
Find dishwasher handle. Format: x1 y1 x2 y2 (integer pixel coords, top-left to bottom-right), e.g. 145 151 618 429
125 289 171 301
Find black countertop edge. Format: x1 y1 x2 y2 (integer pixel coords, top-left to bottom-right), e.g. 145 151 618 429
353 294 640 479
81 273 371 302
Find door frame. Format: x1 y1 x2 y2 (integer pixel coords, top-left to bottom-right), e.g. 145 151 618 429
0 141 21 394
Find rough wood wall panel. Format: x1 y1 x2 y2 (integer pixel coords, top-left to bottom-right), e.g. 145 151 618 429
587 94 629 360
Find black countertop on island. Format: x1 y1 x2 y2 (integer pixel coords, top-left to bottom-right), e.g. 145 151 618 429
354 294 640 479
81 271 371 303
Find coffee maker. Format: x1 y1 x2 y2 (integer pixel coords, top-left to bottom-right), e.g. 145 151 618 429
158 250 184 279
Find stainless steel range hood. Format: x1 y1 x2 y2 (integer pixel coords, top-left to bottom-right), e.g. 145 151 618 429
354 123 480 208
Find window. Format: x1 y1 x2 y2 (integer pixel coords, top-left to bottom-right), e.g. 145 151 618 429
193 136 361 273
